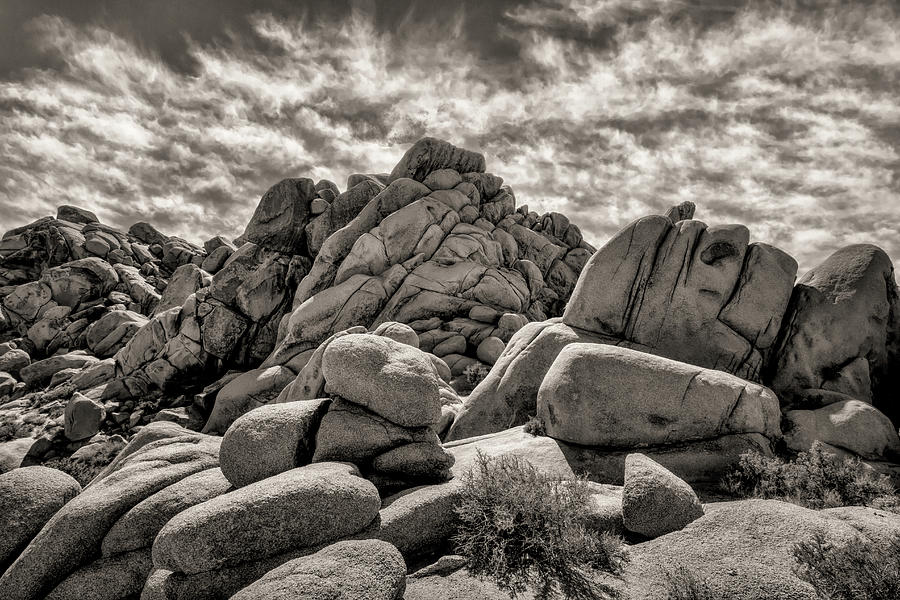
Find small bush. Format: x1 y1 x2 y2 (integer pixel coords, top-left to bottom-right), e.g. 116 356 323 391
453 451 627 599
722 442 898 510
793 531 900 599
663 566 716 600
523 415 546 436
464 363 491 387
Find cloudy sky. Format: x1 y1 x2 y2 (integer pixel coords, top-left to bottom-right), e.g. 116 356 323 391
1 0 898 273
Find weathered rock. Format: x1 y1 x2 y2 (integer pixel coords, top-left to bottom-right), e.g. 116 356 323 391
242 178 315 254
57 205 99 224
322 334 441 427
624 500 900 599
0 433 220 600
372 442 455 480
64 392 107 441
203 366 297 434
783 399 900 459
475 336 504 365
155 264 205 315
389 138 486 184
230 540 406 600
152 462 380 575
312 399 441 465
536 343 782 447
768 244 900 423
45 548 153 600
563 216 797 381
0 348 30 377
85 310 148 357
372 321 420 348
219 399 331 487
21 352 98 387
622 453 703 538
0 466 81 570
101 468 232 556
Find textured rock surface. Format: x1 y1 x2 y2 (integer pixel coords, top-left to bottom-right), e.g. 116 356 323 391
322 334 441 427
536 343 782 446
231 540 406 600
152 462 380 574
0 466 81 570
622 453 703 538
563 215 797 381
768 244 900 422
219 399 330 487
624 500 900 599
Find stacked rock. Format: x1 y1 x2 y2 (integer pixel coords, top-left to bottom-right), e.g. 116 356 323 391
315 333 455 487
217 331 455 494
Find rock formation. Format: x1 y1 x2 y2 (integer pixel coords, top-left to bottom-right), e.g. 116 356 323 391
2 136 900 600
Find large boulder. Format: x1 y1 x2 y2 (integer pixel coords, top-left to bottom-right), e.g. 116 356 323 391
152 462 381 574
622 453 703 539
241 178 315 254
230 540 406 600
388 137 486 183
783 399 900 460
535 343 782 447
623 500 900 599
767 244 900 422
0 467 81 570
322 334 441 427
203 366 297 434
563 215 797 382
219 399 331 487
100 468 232 557
63 392 107 441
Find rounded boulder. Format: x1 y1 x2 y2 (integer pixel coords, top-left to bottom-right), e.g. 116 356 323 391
322 334 441 427
152 462 381 575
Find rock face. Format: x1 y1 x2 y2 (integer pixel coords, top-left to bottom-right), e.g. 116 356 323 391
622 453 703 538
564 216 798 382
536 344 781 447
767 244 900 424
231 540 406 600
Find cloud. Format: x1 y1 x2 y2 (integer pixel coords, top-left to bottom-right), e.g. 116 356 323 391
0 1 899 275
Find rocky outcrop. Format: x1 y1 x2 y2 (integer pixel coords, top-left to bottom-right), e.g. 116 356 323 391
767 244 900 426
563 216 798 381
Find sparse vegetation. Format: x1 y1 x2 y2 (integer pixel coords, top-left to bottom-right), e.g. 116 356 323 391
663 565 716 600
523 415 546 436
721 442 898 510
793 531 900 600
453 451 627 599
463 363 491 390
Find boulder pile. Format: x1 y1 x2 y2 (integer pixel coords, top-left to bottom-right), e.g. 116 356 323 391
2 136 900 600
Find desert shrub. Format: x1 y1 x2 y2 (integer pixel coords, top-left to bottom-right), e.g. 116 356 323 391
721 442 898 510
663 565 716 600
453 451 627 599
464 363 491 388
793 531 900 600
523 415 546 436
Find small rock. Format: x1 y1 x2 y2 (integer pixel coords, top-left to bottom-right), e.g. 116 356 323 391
64 392 107 441
622 453 703 538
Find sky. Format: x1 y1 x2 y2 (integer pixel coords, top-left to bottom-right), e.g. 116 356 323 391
1 0 899 274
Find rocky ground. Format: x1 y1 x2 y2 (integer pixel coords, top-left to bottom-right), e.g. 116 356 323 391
1 137 899 599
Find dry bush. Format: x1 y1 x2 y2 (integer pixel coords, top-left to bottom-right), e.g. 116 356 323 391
793 531 900 600
722 442 898 510
453 451 627 599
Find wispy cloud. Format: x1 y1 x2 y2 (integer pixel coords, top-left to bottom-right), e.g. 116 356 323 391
1 0 898 273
